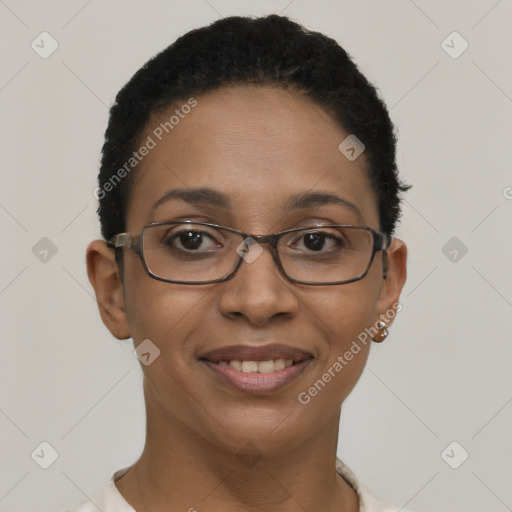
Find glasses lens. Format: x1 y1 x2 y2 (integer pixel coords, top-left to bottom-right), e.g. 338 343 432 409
278 226 374 283
142 223 242 282
141 223 375 284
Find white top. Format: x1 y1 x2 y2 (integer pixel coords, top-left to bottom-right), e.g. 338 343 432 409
63 457 412 512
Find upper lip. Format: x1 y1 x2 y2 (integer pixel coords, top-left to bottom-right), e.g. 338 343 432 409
199 343 314 362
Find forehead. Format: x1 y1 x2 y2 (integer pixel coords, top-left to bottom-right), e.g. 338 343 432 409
125 85 379 231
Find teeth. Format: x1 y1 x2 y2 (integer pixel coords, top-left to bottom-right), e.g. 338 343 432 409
257 360 275 373
220 358 296 373
229 360 242 370
241 361 258 373
275 359 285 370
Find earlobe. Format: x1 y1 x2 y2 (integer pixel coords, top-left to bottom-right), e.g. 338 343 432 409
86 240 131 340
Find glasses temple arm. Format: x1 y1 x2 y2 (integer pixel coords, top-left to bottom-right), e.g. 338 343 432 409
380 233 392 279
107 233 132 248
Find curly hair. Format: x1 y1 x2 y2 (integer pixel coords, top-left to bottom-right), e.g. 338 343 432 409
97 14 410 253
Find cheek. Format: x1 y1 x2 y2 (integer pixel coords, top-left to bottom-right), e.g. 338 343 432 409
123 262 208 353
295 282 379 404
122 273 226 433
305 276 381 346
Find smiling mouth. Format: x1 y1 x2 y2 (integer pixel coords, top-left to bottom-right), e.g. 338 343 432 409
198 343 315 394
200 357 310 373
199 357 314 395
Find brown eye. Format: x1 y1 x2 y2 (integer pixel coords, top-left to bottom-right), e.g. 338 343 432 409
290 230 344 253
165 230 221 252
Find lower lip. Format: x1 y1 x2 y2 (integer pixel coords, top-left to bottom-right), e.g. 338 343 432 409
201 359 313 395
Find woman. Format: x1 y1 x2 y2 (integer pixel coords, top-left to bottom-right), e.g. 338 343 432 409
80 14 410 512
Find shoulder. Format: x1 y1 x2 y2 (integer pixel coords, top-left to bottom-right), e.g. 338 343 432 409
62 461 413 512
60 467 135 512
336 458 415 512
358 481 414 512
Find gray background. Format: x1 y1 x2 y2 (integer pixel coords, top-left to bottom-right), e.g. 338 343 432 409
1 0 511 511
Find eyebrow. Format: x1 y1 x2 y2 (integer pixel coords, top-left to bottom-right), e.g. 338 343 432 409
283 191 362 218
151 188 231 213
151 187 362 218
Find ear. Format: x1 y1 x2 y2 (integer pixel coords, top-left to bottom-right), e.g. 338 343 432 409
86 240 131 340
375 238 407 325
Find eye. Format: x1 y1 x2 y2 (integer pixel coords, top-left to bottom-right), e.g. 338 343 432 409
290 230 345 253
164 229 223 252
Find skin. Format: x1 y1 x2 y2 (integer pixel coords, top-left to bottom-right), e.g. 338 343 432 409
86 84 407 512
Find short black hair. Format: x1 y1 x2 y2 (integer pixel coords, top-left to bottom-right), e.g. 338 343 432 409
97 14 410 255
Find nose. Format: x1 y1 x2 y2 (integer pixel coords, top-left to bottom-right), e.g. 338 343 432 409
217 240 299 326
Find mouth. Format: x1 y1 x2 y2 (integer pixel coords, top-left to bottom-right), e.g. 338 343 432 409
198 344 314 395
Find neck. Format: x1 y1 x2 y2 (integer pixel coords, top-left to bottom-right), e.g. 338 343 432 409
115 386 359 512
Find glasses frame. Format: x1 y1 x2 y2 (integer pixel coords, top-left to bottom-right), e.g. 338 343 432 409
107 220 391 286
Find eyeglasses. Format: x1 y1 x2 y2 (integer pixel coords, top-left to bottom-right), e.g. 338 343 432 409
107 220 390 286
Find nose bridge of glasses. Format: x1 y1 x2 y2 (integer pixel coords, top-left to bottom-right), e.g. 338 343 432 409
247 232 277 246
235 232 279 264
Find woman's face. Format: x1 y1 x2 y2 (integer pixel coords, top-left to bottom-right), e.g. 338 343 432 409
92 85 406 455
